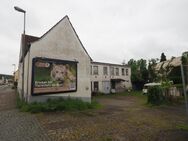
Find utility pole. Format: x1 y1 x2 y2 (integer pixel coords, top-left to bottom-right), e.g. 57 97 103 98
181 64 188 115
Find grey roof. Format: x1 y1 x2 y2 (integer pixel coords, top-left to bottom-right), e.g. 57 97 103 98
20 34 39 62
155 57 182 71
91 61 130 67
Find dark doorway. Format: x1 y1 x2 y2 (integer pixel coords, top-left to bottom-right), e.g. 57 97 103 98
94 81 99 92
111 80 115 89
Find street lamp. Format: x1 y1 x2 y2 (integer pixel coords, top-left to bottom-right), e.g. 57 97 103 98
14 6 26 99
14 6 26 34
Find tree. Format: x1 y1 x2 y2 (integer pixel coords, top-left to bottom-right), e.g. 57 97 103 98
137 59 149 82
148 58 158 82
167 66 181 84
160 53 167 62
128 59 149 90
128 59 139 82
182 52 188 64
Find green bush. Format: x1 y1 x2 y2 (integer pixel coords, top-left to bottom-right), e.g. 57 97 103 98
17 97 101 113
176 124 188 131
16 94 27 109
147 86 165 105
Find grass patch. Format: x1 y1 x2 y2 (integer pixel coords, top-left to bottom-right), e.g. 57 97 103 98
100 136 113 141
93 91 147 104
176 124 188 131
93 90 144 98
16 93 27 109
16 97 101 113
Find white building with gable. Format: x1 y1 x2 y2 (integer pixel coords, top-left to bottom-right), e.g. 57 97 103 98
17 15 132 103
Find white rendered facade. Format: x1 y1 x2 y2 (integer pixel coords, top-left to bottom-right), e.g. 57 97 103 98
17 16 91 102
91 62 132 94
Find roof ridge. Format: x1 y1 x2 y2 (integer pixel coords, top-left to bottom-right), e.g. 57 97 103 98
40 15 69 39
91 61 129 67
27 15 92 60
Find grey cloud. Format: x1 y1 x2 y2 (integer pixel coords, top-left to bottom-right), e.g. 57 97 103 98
0 0 188 74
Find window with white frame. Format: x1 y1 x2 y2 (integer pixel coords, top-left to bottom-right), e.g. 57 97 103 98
126 69 129 76
90 65 92 75
110 67 114 75
115 68 119 76
122 68 125 76
103 66 108 75
93 66 98 75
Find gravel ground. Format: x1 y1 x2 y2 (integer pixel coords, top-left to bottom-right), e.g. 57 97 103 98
37 94 188 141
1 85 187 141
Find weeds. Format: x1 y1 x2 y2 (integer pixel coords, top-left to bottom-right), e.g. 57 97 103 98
16 97 101 113
176 124 188 131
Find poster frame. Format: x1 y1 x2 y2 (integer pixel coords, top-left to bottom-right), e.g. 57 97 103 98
31 57 78 96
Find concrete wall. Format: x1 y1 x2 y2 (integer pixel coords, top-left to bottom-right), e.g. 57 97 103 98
23 17 91 102
17 63 23 97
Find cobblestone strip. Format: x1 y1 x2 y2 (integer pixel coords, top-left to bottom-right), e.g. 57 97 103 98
0 86 16 111
0 109 50 141
0 86 51 141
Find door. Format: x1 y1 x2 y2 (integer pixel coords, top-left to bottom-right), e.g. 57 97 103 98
102 81 110 94
94 81 99 92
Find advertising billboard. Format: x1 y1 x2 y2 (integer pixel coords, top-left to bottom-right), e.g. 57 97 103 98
31 58 77 95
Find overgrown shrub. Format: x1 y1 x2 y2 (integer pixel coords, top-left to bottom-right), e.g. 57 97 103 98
167 67 182 84
147 86 165 105
17 97 101 113
16 94 27 109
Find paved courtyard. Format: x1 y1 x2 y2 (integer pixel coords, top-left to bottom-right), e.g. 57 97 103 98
0 85 50 141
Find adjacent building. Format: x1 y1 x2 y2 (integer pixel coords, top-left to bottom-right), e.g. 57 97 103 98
154 56 182 84
91 61 131 94
155 57 182 73
0 74 13 85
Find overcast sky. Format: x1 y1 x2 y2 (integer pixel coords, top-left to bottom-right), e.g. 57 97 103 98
1 0 188 74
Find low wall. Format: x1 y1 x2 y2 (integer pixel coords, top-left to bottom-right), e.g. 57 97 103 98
163 87 183 97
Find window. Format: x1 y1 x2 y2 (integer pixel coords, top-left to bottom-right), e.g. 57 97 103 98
103 66 108 75
110 67 114 75
115 68 119 76
126 69 129 76
122 68 125 76
90 66 92 75
93 66 98 75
